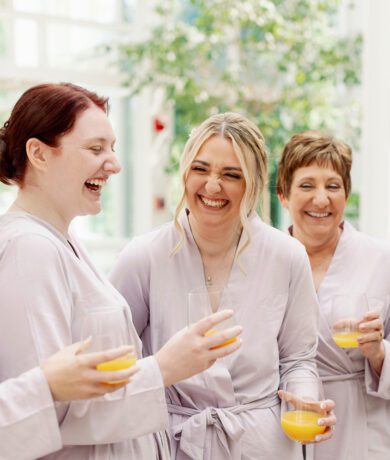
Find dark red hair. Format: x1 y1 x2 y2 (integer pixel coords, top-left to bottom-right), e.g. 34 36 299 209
0 82 108 185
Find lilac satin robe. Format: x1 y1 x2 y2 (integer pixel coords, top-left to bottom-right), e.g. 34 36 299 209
110 211 319 460
0 367 61 459
312 221 390 460
0 212 170 460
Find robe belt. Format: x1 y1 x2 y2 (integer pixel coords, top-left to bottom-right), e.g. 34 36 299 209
168 395 280 460
320 370 365 383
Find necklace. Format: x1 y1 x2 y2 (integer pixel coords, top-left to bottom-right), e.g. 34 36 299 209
206 275 213 287
202 234 241 287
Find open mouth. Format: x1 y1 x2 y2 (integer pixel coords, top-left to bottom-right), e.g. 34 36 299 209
199 195 228 208
305 211 331 218
85 178 106 193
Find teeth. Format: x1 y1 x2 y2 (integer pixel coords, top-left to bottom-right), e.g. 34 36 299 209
307 211 330 218
85 179 106 187
201 196 227 208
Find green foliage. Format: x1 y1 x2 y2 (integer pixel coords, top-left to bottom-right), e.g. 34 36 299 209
110 0 362 225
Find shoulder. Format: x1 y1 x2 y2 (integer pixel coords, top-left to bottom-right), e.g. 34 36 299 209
345 221 390 258
120 221 176 259
250 215 307 259
0 214 67 266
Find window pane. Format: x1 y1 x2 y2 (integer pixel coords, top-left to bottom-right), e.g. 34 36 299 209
14 18 38 66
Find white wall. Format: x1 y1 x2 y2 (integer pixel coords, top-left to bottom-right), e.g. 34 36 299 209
360 1 390 239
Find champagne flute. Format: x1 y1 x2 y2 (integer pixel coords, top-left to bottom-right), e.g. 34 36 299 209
80 305 136 383
330 293 368 348
188 285 237 349
280 376 326 443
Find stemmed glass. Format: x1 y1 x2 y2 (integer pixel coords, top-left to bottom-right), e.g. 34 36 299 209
188 285 237 348
330 293 369 348
280 376 326 444
80 305 136 383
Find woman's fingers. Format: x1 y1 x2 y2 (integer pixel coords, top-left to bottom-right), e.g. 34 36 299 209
92 364 140 384
192 310 235 335
358 331 384 344
83 345 136 368
359 318 382 332
204 325 243 349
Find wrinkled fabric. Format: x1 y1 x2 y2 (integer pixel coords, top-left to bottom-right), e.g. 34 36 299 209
312 221 390 460
111 211 319 459
0 212 169 459
0 367 62 460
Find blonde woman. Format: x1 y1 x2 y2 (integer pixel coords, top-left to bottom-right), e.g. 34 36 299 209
111 113 335 459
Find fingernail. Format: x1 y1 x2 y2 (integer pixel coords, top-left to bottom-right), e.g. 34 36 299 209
318 419 324 426
320 402 326 410
315 435 322 442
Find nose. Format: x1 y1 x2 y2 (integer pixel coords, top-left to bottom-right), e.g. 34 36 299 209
104 153 122 175
312 188 330 207
205 175 221 195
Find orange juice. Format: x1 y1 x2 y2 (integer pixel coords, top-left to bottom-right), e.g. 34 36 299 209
96 354 137 384
281 410 325 442
204 329 237 349
332 331 360 348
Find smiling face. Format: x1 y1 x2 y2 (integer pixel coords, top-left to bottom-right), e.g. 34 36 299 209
185 135 246 230
280 162 347 243
43 105 120 222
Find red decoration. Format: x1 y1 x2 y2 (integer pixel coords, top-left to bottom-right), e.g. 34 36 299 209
153 117 165 132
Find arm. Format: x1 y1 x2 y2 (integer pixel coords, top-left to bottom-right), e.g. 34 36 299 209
363 307 390 398
0 367 62 460
278 246 335 442
0 234 168 445
278 246 319 382
110 237 151 337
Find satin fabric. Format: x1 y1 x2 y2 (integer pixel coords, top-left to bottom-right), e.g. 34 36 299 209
311 221 390 460
111 211 320 459
0 212 170 459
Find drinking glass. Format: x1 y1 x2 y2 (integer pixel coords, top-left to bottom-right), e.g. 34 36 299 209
280 376 326 443
330 293 369 348
188 285 237 349
80 305 136 383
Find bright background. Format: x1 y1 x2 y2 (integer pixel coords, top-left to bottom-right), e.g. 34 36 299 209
0 0 389 272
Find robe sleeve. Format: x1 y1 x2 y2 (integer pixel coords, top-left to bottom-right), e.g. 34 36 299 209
278 245 319 383
365 339 390 398
0 367 62 460
0 234 168 446
110 237 151 337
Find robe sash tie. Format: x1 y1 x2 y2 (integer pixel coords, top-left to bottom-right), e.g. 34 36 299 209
320 370 364 383
168 395 279 460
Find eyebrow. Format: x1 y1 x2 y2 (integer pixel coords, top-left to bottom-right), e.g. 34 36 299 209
84 137 116 144
192 159 242 172
298 175 342 181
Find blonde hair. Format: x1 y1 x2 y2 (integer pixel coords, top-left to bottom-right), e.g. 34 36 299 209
277 130 352 198
173 112 268 257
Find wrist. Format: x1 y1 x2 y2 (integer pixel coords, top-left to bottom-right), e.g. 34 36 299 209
368 343 385 376
154 351 173 387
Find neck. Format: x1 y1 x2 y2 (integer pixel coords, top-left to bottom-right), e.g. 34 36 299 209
188 214 242 257
9 187 71 237
293 226 341 264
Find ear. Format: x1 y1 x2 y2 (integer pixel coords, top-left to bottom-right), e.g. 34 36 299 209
25 138 51 172
277 191 289 209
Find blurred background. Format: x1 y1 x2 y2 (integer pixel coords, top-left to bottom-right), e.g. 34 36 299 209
0 0 389 272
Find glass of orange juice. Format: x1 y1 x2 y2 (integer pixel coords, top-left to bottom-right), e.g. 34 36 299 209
280 376 326 443
188 285 237 349
80 305 136 383
330 293 370 348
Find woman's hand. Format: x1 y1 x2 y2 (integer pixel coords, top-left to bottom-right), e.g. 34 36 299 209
358 310 385 375
41 338 139 401
278 390 336 443
155 309 242 387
